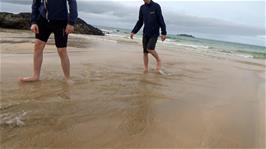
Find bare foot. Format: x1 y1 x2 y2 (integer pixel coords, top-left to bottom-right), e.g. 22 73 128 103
18 77 39 82
66 79 74 85
144 69 148 74
157 69 166 75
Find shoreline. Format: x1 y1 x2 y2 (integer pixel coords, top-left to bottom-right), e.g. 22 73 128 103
0 28 265 148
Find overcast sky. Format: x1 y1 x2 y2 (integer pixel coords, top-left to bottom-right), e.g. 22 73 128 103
0 0 265 46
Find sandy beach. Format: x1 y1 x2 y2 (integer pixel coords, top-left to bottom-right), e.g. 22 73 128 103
0 28 265 148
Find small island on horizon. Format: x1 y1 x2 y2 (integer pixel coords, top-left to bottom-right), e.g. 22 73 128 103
176 34 195 38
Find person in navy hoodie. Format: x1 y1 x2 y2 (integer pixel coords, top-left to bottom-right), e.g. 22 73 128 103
19 0 78 84
131 0 167 73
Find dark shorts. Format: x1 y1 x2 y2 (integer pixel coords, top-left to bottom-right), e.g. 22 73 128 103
142 36 158 53
36 17 68 48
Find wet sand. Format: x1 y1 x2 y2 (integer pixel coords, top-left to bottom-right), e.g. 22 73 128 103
0 28 265 148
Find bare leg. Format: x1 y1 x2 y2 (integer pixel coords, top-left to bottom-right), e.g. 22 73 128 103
19 39 46 82
147 49 161 71
57 47 72 83
143 53 149 73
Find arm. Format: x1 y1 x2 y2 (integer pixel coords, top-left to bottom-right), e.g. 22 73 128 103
31 0 41 24
67 0 78 25
156 5 167 36
131 6 143 34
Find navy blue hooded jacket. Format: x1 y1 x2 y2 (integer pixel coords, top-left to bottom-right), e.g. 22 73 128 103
132 1 167 37
31 0 78 25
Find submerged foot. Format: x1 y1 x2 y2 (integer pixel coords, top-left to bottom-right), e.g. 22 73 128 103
157 69 167 75
143 69 148 74
66 79 74 85
18 77 39 82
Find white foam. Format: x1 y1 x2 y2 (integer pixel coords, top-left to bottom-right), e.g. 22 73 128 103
235 54 254 59
0 111 27 127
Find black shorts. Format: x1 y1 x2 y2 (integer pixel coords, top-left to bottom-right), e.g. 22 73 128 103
142 36 158 53
36 17 68 48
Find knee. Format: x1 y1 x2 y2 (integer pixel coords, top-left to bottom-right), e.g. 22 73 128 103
57 48 67 57
35 39 45 49
34 40 45 54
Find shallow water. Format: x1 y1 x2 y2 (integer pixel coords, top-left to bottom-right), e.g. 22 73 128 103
0 30 265 148
1 66 264 148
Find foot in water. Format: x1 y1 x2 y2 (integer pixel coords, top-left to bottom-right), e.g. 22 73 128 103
144 69 148 74
157 69 167 75
18 77 39 82
143 66 149 73
66 79 74 85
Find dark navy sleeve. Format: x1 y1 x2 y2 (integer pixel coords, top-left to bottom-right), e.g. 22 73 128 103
31 0 40 24
67 0 78 25
156 5 167 35
132 6 143 34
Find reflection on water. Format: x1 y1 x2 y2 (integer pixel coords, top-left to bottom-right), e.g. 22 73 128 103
0 66 169 148
121 75 156 136
1 31 264 147
1 63 264 148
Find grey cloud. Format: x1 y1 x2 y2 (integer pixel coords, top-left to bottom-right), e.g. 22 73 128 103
1 0 264 36
164 13 265 35
0 0 31 5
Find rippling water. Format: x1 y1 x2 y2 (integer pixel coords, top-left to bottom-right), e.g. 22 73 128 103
1 30 265 148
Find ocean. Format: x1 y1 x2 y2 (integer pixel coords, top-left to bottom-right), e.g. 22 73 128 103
98 26 266 60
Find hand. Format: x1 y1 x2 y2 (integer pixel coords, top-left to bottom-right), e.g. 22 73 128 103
65 24 74 34
130 33 135 39
31 24 39 34
160 35 166 41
